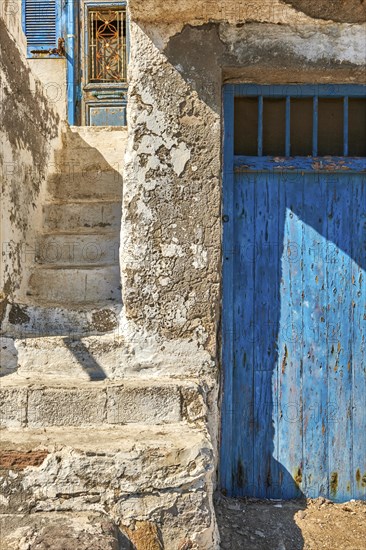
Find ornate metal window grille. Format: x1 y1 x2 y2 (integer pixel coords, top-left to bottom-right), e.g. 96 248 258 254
88 8 127 83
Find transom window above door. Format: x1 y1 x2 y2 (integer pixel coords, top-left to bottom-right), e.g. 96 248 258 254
88 8 127 84
233 85 366 157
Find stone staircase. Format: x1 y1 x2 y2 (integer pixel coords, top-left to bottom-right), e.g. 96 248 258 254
0 369 216 549
0 127 218 548
4 126 126 337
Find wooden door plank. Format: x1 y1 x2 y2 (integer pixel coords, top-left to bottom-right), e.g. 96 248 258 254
302 174 329 498
232 173 256 496
277 172 304 498
252 173 281 498
326 174 354 501
351 175 366 500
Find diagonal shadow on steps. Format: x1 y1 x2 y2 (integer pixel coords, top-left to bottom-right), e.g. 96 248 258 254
63 336 108 380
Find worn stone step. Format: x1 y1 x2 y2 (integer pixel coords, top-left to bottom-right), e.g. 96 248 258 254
0 425 217 549
1 303 121 339
52 154 121 173
42 201 121 232
47 128 126 201
26 265 121 306
51 126 127 175
62 125 127 159
47 172 123 201
0 378 206 428
0 333 208 380
35 232 120 266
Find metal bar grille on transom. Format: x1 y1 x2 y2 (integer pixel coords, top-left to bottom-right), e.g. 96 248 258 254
88 8 127 83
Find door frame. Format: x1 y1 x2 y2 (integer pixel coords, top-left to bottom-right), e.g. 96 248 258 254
220 83 366 497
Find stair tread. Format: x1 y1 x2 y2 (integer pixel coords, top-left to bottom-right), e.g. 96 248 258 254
38 228 120 235
32 264 120 270
0 375 195 388
21 299 120 309
44 198 121 205
0 423 208 451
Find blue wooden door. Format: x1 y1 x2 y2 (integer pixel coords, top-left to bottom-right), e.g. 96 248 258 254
221 85 366 502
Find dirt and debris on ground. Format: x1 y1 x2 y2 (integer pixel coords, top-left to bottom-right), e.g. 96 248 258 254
215 494 366 550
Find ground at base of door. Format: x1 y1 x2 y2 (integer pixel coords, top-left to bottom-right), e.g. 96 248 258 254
215 495 366 550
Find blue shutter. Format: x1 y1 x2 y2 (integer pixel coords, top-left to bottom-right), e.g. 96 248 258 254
23 0 61 57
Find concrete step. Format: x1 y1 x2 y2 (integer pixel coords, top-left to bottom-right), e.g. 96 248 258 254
47 128 125 201
26 265 121 306
35 232 120 266
0 379 205 428
61 126 127 163
51 126 127 176
47 172 122 201
42 201 121 232
1 303 121 338
0 425 217 549
0 333 208 380
53 152 121 173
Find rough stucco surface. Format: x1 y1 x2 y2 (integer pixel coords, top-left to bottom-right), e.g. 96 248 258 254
1 514 122 550
285 0 366 24
0 18 60 323
121 22 222 353
0 425 217 549
128 0 366 24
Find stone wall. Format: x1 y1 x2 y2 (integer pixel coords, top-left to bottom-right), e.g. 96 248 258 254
0 9 61 327
128 0 366 25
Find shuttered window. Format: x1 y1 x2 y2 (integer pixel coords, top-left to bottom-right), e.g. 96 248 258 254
23 0 61 57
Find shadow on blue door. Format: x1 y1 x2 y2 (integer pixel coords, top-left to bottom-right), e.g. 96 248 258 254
221 170 365 502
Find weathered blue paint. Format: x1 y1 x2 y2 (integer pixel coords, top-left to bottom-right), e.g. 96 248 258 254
80 1 128 126
221 84 366 502
23 0 62 58
343 97 349 157
257 95 263 156
220 86 235 493
88 104 126 126
352 179 366 500
66 0 77 125
64 0 129 125
312 96 318 157
285 96 291 158
234 157 366 173
225 84 366 98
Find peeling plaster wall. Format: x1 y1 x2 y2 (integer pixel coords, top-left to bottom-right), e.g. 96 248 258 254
128 0 366 26
0 14 61 326
121 23 222 354
285 0 366 24
122 2 366 352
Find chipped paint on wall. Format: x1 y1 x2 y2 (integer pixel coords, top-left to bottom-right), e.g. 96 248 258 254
0 18 61 321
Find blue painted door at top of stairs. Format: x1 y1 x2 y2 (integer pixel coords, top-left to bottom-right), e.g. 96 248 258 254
220 85 366 502
66 1 128 126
